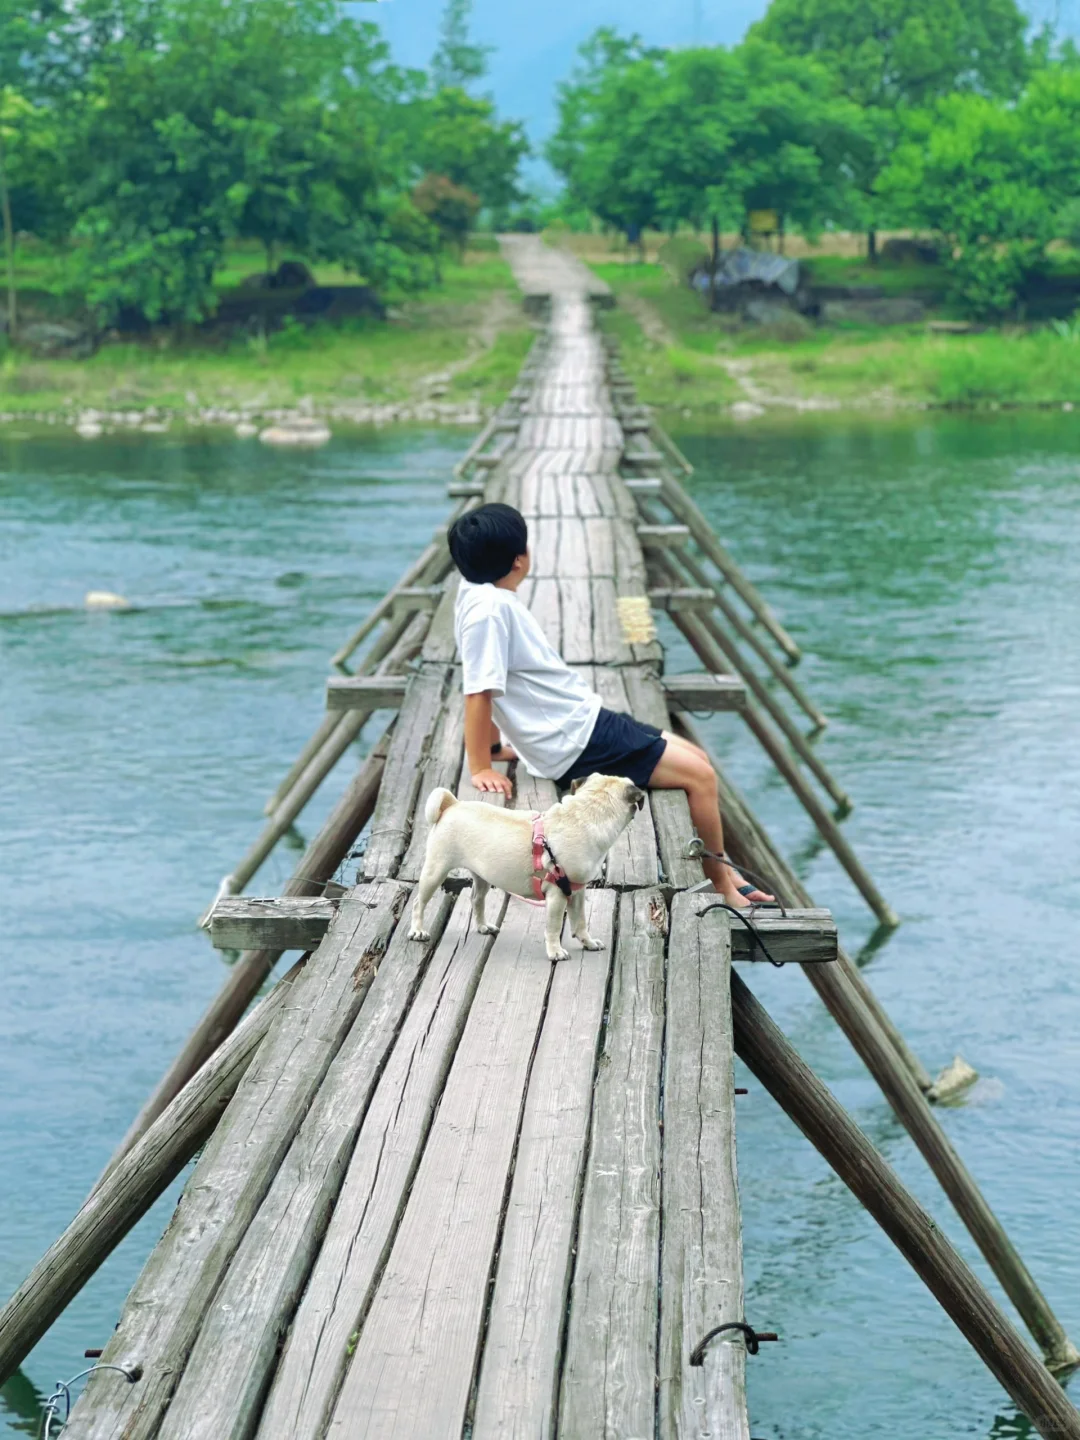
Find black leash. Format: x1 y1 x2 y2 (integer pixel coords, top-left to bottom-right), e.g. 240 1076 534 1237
690 1321 779 1366
697 900 785 967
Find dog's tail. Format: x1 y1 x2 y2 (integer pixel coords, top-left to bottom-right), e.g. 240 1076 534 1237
424 787 457 826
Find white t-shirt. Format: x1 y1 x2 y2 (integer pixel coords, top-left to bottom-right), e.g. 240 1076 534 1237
455 579 602 779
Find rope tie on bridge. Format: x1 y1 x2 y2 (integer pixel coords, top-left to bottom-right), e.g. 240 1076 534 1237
689 1321 779 1366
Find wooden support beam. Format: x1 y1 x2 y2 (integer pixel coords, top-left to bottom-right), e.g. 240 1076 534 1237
623 448 666 468
674 711 1079 1368
636 522 690 550
208 897 337 952
663 672 746 712
0 959 307 1389
326 674 409 712
730 971 1080 1438
625 476 663 494
446 481 485 499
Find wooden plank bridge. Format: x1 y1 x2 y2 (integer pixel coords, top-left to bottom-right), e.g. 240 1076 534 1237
2 238 1079 1440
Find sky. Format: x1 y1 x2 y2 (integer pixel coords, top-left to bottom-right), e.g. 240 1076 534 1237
364 0 1078 190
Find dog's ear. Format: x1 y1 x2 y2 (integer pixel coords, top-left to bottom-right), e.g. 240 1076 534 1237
569 777 586 794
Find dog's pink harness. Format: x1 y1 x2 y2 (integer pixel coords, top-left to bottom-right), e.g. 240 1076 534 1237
531 813 584 902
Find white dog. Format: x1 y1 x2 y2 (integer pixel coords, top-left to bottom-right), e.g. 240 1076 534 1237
408 773 645 960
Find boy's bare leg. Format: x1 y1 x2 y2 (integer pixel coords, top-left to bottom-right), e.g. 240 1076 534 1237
649 732 775 906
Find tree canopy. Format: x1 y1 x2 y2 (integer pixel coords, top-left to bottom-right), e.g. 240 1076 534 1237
0 0 528 327
547 31 868 241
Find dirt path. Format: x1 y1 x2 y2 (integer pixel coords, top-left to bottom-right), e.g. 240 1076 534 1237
618 291 841 414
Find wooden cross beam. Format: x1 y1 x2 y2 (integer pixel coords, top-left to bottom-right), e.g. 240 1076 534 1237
623 449 666 467
637 523 690 550
648 587 716 613
207 894 837 964
326 675 410 712
447 481 485 499
389 586 442 618
208 896 339 952
624 477 664 495
662 672 746 711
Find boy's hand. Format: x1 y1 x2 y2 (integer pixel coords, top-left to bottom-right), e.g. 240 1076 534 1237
471 767 513 797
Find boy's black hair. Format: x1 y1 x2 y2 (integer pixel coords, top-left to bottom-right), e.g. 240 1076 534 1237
447 502 529 584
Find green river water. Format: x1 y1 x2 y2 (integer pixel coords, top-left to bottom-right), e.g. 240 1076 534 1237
2 413 1079 1437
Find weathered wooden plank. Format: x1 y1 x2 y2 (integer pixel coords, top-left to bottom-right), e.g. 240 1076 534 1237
559 888 667 1439
663 673 746 713
583 516 615 577
589 576 633 667
398 687 465 882
586 666 661 889
557 576 595 666
208 896 336 951
706 901 838 965
420 575 460 664
556 516 592 578
621 667 705 890
363 669 447 878
250 893 503 1440
659 896 748 1440
527 576 562 654
157 890 462 1440
65 883 409 1440
531 517 560 577
327 675 410 712
649 586 716 614
472 890 616 1440
325 903 556 1440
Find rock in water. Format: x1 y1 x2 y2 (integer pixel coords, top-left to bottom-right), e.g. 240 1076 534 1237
928 1054 979 1104
259 417 331 448
75 419 103 439
234 421 258 439
84 590 130 610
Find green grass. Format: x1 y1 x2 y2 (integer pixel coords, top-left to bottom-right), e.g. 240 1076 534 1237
591 259 1080 413
799 254 950 295
0 250 533 417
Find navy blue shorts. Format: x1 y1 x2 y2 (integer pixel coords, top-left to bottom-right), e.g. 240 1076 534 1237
556 707 668 790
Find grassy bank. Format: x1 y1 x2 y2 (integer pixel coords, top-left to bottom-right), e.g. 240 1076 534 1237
591 260 1080 416
0 248 534 422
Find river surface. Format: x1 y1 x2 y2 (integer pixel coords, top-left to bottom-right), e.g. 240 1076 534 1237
2 414 1079 1437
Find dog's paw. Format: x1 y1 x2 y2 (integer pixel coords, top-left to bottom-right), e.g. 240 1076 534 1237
477 923 500 936
408 927 430 943
547 943 571 962
577 935 604 951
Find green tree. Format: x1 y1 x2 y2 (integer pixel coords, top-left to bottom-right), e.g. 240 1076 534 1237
431 0 490 91
548 31 865 248
412 87 528 220
55 0 438 324
879 65 1080 314
753 0 1031 256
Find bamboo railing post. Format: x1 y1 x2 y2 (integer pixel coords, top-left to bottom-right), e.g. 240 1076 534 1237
0 959 308 1385
730 972 1080 1434
673 713 1077 1368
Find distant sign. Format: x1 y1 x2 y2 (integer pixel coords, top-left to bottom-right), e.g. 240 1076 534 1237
748 210 779 234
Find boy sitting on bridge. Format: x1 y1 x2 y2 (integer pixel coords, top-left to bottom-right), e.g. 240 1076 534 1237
447 502 774 909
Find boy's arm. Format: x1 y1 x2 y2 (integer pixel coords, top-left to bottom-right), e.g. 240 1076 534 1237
465 691 513 796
